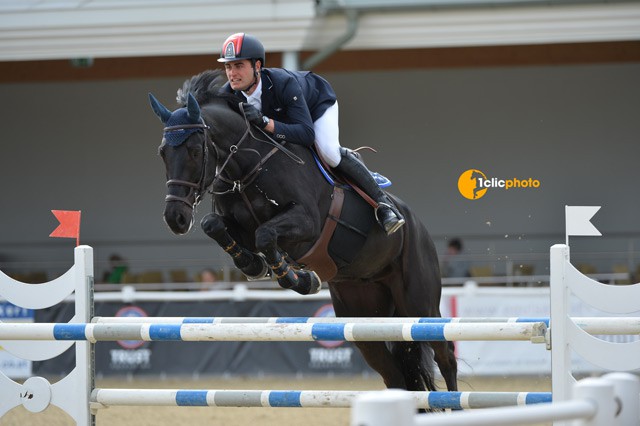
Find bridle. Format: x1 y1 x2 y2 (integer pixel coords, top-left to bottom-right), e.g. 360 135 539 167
163 120 214 209
162 103 304 215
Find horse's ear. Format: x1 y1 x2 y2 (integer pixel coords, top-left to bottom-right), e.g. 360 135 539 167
187 93 201 123
148 93 172 123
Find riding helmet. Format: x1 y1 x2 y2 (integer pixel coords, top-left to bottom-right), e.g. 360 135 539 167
218 33 266 66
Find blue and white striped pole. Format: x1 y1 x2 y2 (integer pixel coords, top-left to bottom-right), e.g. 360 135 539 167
91 316 640 335
95 316 549 324
0 322 548 343
90 388 551 410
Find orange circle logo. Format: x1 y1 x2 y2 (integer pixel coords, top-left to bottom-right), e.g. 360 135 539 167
458 169 488 200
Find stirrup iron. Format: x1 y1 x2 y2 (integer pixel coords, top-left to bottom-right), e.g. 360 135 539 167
375 202 405 235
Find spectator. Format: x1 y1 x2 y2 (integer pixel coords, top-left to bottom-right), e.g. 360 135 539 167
442 238 470 278
103 254 128 284
199 268 219 290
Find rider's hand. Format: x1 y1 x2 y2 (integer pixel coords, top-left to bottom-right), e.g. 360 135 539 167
242 103 269 129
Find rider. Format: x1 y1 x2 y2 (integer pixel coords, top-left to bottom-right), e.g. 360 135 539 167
217 32 405 235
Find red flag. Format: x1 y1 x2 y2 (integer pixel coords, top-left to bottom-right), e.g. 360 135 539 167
50 210 81 246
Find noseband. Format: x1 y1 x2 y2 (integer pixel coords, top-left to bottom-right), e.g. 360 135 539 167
163 121 211 209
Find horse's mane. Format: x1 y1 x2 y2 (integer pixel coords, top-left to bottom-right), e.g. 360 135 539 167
176 69 241 109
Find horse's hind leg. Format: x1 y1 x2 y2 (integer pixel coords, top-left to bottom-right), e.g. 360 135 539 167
354 342 408 388
201 213 268 279
329 281 407 389
398 274 458 391
431 341 458 392
395 216 458 392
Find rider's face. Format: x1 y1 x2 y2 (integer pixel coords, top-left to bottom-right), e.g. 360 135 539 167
224 59 259 93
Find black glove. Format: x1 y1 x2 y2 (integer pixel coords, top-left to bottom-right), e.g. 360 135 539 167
242 103 269 129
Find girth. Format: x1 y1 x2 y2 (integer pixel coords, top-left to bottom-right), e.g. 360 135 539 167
296 186 345 282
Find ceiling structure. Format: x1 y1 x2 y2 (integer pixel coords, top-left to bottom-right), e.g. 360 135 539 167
0 0 639 63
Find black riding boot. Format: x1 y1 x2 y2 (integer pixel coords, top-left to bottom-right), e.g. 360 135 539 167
335 151 405 235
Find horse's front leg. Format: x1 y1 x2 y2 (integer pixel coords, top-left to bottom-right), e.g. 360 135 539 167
255 205 322 295
200 213 269 280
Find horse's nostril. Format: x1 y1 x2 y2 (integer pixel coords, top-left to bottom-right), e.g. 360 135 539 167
177 214 187 228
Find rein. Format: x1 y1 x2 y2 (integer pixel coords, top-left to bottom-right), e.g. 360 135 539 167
210 102 305 192
163 103 305 221
209 103 305 225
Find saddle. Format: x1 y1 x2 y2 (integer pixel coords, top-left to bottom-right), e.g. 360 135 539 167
311 148 391 204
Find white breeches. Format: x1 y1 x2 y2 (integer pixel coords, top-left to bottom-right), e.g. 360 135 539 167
313 101 342 168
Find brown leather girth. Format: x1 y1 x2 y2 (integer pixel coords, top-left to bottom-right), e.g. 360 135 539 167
296 186 344 282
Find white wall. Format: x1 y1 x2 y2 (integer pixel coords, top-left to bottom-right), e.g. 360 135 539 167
0 63 638 277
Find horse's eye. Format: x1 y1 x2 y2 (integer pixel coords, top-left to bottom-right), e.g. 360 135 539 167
188 146 202 158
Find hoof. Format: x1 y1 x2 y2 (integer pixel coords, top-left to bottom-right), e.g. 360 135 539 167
244 254 270 281
306 270 322 294
289 270 322 295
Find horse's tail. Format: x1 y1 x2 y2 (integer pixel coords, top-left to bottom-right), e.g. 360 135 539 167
390 341 438 392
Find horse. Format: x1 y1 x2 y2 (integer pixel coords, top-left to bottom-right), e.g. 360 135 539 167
149 69 457 395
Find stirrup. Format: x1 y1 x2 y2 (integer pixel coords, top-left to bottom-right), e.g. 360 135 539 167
384 217 405 235
375 202 405 235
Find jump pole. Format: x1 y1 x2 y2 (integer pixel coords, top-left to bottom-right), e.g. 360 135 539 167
0 321 548 343
92 316 640 336
90 389 551 410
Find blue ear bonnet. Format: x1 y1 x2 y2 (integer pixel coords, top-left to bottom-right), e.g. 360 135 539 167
149 92 203 147
163 108 203 147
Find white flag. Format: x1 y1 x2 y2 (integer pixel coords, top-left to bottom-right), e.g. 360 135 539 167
565 206 602 239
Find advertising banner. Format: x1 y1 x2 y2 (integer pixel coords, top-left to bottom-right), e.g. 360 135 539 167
445 292 640 375
35 300 371 377
32 293 637 377
0 302 33 378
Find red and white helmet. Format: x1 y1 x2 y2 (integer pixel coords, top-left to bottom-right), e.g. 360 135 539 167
218 33 266 66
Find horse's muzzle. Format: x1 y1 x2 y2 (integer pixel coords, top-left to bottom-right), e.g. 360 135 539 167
163 201 194 235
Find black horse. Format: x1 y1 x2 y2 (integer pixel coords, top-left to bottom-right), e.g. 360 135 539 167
149 70 457 394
